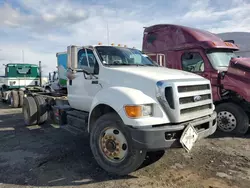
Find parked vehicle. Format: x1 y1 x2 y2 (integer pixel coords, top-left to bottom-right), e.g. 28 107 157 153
142 24 250 135
22 44 217 175
43 52 68 94
0 63 43 107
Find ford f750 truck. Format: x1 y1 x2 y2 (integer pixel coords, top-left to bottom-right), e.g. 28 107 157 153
22 44 217 175
142 24 250 135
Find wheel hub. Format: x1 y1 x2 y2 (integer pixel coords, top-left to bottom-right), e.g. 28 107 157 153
221 117 229 125
217 111 237 132
106 139 117 152
99 128 128 163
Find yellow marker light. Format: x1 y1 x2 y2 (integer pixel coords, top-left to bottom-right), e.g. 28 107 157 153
118 44 121 47
225 42 233 47
111 43 115 46
98 42 102 45
124 105 142 118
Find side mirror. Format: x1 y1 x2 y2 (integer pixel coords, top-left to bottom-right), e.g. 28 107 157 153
82 66 94 74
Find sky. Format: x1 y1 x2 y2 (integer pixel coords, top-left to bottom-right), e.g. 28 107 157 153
1 0 250 75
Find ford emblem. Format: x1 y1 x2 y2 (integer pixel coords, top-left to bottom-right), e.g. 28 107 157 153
193 95 202 102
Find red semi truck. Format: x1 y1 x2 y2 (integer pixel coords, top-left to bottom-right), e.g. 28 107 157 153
142 24 250 135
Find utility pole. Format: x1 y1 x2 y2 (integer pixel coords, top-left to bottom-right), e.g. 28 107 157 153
107 22 110 45
39 61 42 87
22 50 24 62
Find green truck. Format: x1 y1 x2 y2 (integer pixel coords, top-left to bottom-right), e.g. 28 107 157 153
0 63 42 107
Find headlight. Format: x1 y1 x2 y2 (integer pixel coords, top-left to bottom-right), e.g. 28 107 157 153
156 81 165 100
124 104 153 118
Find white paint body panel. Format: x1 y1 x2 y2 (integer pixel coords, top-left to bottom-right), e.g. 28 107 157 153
67 64 213 128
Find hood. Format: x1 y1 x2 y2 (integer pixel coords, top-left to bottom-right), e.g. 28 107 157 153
227 57 250 78
104 66 202 81
101 66 209 98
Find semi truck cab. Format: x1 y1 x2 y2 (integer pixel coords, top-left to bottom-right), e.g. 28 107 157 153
142 24 250 135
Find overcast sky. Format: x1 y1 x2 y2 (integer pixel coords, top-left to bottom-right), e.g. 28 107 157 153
1 0 250 75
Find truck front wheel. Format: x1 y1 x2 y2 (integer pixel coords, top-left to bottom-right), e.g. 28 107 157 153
90 113 146 175
216 102 249 135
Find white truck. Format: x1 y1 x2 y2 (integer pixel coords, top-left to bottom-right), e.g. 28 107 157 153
22 44 217 175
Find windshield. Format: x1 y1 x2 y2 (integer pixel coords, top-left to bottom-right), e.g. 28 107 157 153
206 50 237 69
95 46 158 66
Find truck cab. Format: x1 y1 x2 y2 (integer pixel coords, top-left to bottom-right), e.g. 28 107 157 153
0 63 41 107
142 24 250 135
23 44 217 175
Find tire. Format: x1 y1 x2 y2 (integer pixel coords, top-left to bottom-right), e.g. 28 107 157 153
34 95 48 124
215 102 249 135
18 90 24 107
10 90 19 108
22 96 38 126
90 113 146 175
45 87 52 93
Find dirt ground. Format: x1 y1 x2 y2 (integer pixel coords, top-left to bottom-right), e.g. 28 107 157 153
0 102 249 188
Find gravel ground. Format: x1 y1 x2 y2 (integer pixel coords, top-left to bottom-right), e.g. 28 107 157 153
0 102 249 188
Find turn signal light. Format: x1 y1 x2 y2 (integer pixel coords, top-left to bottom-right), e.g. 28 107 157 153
118 44 121 46
111 43 115 46
124 105 142 118
98 42 102 45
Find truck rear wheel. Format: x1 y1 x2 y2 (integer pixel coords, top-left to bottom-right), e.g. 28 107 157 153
215 102 249 135
10 90 19 108
34 95 48 124
18 90 24 107
23 96 38 126
90 113 146 175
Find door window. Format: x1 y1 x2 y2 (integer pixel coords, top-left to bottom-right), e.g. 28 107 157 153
181 52 204 72
78 49 99 74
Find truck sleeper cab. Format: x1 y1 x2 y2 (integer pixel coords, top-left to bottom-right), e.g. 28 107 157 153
22 44 217 175
142 24 250 135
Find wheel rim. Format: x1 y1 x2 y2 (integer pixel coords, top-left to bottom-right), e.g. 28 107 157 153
217 111 237 132
99 127 128 163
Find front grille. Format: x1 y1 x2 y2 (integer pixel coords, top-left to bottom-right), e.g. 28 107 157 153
181 104 212 114
179 94 211 104
178 84 210 93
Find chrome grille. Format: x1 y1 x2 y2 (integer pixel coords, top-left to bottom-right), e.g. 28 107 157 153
178 84 210 93
180 104 212 114
179 94 211 104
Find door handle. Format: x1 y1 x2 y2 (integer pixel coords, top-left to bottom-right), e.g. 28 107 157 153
92 80 98 84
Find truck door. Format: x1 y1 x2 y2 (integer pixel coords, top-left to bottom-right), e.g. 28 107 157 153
68 48 102 112
180 50 210 80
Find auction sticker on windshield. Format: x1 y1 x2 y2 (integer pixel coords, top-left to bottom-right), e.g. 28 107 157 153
180 124 198 152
